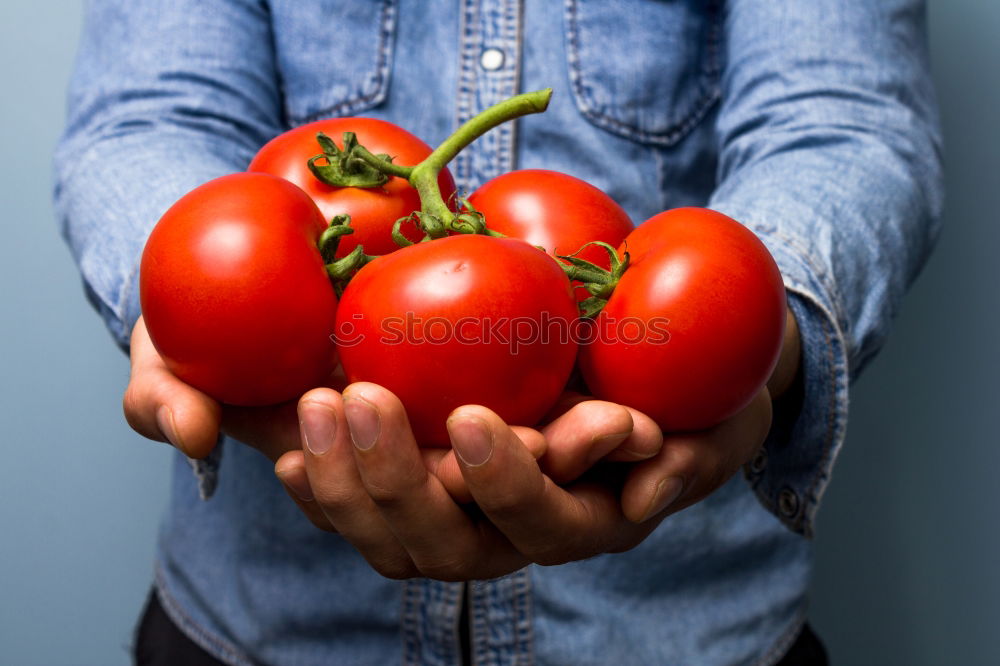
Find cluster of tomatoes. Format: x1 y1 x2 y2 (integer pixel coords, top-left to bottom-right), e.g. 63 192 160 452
140 106 786 446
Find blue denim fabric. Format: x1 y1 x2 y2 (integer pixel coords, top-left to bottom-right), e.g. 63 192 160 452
55 0 942 664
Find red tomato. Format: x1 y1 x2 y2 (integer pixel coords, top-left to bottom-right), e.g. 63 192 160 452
579 208 786 431
467 170 633 298
140 173 339 406
335 234 579 446
248 118 457 257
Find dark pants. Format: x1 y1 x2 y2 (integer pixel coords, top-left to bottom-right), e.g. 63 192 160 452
134 588 829 665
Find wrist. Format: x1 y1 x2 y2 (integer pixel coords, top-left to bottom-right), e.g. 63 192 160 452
766 307 801 399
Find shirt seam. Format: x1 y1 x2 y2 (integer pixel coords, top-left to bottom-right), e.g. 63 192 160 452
752 604 808 666
287 0 398 126
153 561 256 666
453 0 480 192
562 0 722 146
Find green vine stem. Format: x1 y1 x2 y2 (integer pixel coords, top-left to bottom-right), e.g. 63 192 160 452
556 241 631 318
318 215 378 295
356 88 553 239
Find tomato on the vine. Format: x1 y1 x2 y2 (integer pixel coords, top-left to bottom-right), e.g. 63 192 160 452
579 208 786 431
335 234 579 446
140 172 339 406
467 169 633 285
248 118 457 257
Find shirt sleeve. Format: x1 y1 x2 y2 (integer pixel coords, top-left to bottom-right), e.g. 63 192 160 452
707 0 944 535
54 0 285 495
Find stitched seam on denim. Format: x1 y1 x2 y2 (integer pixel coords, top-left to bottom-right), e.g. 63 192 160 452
454 0 480 193
513 568 535 665
442 582 462 666
289 0 397 125
563 0 722 146
494 0 522 176
402 579 421 666
752 604 808 666
470 581 491 666
449 583 466 666
510 0 524 173
152 562 255 666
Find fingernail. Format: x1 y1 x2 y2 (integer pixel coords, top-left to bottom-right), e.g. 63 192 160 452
156 406 184 451
643 477 684 522
300 401 336 456
344 396 380 451
276 466 314 502
449 416 494 467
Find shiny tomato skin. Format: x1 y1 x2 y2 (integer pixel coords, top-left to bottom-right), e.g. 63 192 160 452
140 172 339 406
579 208 786 431
335 234 579 446
467 168 634 270
248 118 457 257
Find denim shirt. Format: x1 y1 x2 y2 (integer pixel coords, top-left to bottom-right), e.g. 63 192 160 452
55 1 942 664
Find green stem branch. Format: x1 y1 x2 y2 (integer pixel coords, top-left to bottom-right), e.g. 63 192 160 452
405 88 553 237
352 146 415 180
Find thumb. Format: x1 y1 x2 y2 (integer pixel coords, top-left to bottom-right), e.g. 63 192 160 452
123 317 221 459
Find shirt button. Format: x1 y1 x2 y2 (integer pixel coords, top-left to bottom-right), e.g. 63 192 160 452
778 488 800 519
480 48 505 71
748 448 768 475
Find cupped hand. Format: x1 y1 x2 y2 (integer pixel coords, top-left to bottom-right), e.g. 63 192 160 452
273 381 771 581
123 316 306 463
122 317 648 495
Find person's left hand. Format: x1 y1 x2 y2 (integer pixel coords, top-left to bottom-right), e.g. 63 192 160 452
273 381 772 581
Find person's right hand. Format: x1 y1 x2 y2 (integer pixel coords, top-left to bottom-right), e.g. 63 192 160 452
123 316 302 463
122 316 650 487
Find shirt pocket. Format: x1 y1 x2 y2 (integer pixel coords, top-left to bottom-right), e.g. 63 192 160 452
269 0 398 125
564 0 722 146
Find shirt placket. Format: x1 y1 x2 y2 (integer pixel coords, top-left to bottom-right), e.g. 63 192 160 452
454 2 533 665
404 578 464 666
405 2 532 665
453 0 524 193
469 570 534 666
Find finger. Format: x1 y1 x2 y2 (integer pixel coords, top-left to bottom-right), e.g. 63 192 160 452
123 317 221 459
452 406 628 565
344 383 526 580
603 406 664 462
298 388 417 579
540 390 590 422
621 388 773 523
539 400 634 483
431 426 547 504
274 450 337 533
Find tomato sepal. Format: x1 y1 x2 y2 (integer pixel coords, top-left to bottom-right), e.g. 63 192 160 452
307 131 393 188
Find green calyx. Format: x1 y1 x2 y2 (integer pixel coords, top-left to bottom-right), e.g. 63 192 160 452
308 132 396 189
557 242 630 318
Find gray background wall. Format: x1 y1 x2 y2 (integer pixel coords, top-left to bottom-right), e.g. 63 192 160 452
0 2 995 664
